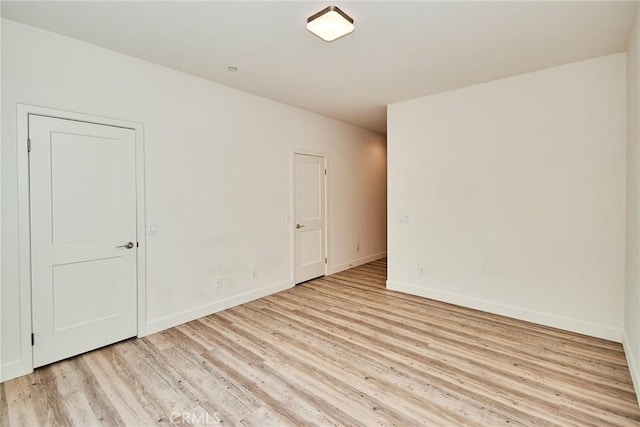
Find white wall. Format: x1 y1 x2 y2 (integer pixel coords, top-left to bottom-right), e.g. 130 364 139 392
0 6 3 379
1 20 387 381
625 6 640 398
388 54 626 341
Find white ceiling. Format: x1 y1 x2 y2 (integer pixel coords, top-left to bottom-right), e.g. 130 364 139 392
2 1 638 134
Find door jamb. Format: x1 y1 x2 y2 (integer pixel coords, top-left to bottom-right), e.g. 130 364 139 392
13 104 147 380
290 149 329 284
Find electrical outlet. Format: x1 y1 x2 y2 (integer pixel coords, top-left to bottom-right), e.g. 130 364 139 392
251 268 257 279
215 277 223 288
148 223 158 235
400 215 410 223
419 267 425 276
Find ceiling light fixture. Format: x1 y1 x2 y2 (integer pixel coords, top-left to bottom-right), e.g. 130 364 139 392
306 6 354 42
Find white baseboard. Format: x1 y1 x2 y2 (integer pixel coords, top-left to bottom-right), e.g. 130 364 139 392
0 359 33 383
386 280 623 342
329 251 387 275
144 280 294 336
623 333 640 405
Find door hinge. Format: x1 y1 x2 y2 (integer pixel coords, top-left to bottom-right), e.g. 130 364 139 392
31 333 34 346
324 169 327 175
27 138 31 152
325 257 328 264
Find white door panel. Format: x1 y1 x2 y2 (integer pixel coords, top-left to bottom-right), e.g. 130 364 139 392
30 115 137 367
52 258 124 331
51 132 122 243
294 154 326 283
300 229 323 266
298 162 322 220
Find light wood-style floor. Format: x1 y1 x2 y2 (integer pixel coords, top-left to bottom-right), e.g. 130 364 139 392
2 258 640 426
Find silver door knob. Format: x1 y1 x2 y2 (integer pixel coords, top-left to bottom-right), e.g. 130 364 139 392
117 242 134 249
296 224 305 229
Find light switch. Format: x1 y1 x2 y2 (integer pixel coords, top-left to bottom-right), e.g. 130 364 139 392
148 223 158 235
400 215 410 224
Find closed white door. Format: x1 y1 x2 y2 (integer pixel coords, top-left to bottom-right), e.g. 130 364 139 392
294 153 326 283
29 115 138 367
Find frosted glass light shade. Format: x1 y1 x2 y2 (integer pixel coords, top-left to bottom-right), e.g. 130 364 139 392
306 6 354 42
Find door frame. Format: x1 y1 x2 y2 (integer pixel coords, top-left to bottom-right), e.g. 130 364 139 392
290 149 329 284
14 104 147 378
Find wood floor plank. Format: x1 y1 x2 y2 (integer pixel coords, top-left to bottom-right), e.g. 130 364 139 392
80 345 162 425
201 312 461 426
287 283 635 399
3 258 640 426
244 295 569 426
135 336 257 423
296 279 630 373
326 273 624 355
2 376 42 427
0 384 9 427
69 356 126 426
45 360 100 425
210 305 521 426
